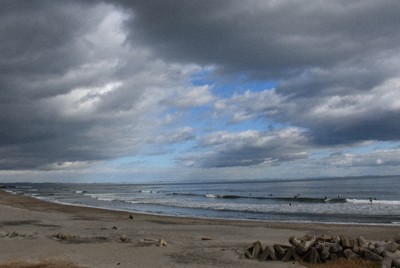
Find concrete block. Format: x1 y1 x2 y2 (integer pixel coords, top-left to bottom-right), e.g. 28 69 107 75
244 241 262 259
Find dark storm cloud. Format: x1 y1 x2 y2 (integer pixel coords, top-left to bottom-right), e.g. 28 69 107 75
0 0 188 170
119 0 400 78
2 0 400 173
180 129 310 168
117 0 400 150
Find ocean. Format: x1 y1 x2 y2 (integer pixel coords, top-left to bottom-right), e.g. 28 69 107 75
3 175 400 225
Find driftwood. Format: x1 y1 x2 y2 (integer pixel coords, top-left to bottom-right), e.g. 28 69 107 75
244 234 400 267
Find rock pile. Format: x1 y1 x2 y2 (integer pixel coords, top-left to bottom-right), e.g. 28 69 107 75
244 235 400 267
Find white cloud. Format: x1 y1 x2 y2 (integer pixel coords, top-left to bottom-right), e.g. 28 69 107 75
164 85 215 108
180 128 310 168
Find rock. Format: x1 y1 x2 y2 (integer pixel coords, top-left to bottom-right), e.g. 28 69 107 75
157 238 167 247
273 244 288 259
340 236 351 248
383 250 400 259
52 232 71 240
331 236 341 244
321 247 331 261
10 231 19 237
244 241 262 259
119 234 129 242
358 236 368 248
315 242 331 261
316 241 342 254
318 235 331 242
309 247 321 264
368 242 375 251
381 255 392 268
289 236 316 254
361 248 383 262
301 247 321 264
258 245 277 261
330 243 343 253
129 215 134 219
375 245 385 255
330 254 338 262
344 248 359 260
201 237 213 241
392 258 400 268
281 247 301 262
352 243 360 254
385 242 399 253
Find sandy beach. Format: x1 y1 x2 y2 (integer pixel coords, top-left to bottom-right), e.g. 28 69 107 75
1 190 399 267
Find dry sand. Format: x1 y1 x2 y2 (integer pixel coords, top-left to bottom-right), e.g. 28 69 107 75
1 189 399 268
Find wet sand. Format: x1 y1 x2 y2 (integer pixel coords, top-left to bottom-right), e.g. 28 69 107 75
0 189 399 267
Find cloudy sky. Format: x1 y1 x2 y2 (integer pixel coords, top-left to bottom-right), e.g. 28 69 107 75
1 0 400 183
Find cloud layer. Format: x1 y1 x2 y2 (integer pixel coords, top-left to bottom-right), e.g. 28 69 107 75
1 0 400 180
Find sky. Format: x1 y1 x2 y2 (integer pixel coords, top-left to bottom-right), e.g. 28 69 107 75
1 0 400 183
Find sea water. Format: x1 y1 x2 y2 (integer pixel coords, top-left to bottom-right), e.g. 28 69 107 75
3 176 400 224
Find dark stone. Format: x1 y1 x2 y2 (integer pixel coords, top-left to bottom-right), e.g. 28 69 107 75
374 245 385 255
258 245 277 261
344 248 359 260
282 247 301 262
352 243 360 254
384 250 400 259
340 236 351 248
273 244 288 259
244 241 262 259
289 236 316 254
330 243 343 253
381 255 392 268
309 247 321 264
360 248 383 262
320 246 331 261
392 258 400 268
330 254 338 262
385 242 399 253
357 236 368 248
331 236 341 244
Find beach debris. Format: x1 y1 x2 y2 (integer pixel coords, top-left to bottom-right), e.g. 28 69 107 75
157 238 167 247
201 237 213 241
0 231 35 239
139 238 167 247
129 215 134 219
244 235 400 266
10 231 19 237
112 226 118 230
52 232 75 240
119 234 130 242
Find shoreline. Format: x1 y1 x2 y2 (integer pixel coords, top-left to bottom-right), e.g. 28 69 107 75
1 189 400 267
22 194 400 228
9 188 400 228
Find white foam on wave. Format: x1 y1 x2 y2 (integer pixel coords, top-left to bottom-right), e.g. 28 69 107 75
84 193 118 202
75 190 86 194
140 190 159 194
205 194 218 198
346 199 400 205
124 200 140 204
3 189 17 195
